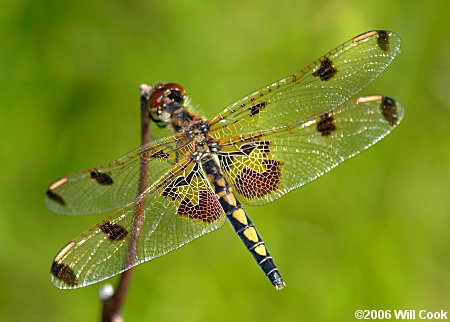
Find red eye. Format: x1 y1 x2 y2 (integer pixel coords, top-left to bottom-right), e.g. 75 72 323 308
149 83 185 111
164 83 185 96
149 87 165 109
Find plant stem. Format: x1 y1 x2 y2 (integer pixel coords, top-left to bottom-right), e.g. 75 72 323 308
101 84 152 322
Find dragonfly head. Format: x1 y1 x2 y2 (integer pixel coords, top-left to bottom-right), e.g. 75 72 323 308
148 83 186 124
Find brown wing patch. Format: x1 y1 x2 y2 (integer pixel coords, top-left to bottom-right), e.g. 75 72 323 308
151 150 170 159
46 190 66 206
249 101 267 116
312 57 337 81
380 96 399 126
99 221 128 241
51 262 78 287
241 141 271 155
178 190 222 222
220 155 234 173
234 159 282 199
377 31 389 51
256 141 270 154
162 177 184 201
317 113 336 136
161 170 195 201
90 171 113 185
161 164 222 222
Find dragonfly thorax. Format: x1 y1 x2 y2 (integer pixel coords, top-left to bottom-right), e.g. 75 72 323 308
186 121 220 162
184 121 209 139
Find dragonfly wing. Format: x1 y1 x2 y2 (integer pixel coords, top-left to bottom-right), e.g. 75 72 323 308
45 134 195 215
216 95 404 205
209 30 401 138
50 160 226 289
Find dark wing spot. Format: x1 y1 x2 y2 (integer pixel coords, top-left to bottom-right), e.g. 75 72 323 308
90 171 113 185
185 166 197 183
249 101 267 116
100 221 128 241
162 177 188 200
51 262 78 287
241 141 271 155
46 190 66 206
219 142 272 174
312 57 337 81
151 150 169 159
257 141 271 154
161 188 180 201
317 113 336 136
161 167 198 201
241 143 257 155
381 96 399 126
377 31 389 51
218 155 234 173
177 190 222 222
234 159 282 199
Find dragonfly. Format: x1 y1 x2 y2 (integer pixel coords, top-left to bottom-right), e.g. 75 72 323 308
46 30 403 290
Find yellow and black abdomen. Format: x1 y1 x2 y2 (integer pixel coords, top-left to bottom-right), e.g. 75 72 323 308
201 155 285 289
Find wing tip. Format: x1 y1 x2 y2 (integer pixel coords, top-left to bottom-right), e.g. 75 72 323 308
352 30 401 54
50 261 79 289
356 95 404 126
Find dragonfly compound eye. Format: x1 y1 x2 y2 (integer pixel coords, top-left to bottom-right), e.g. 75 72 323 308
164 83 186 105
164 83 185 96
149 86 166 115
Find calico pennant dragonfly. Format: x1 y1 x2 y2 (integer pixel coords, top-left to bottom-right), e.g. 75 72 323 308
47 30 403 290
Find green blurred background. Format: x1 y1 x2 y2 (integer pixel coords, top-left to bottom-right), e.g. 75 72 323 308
1 0 449 321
